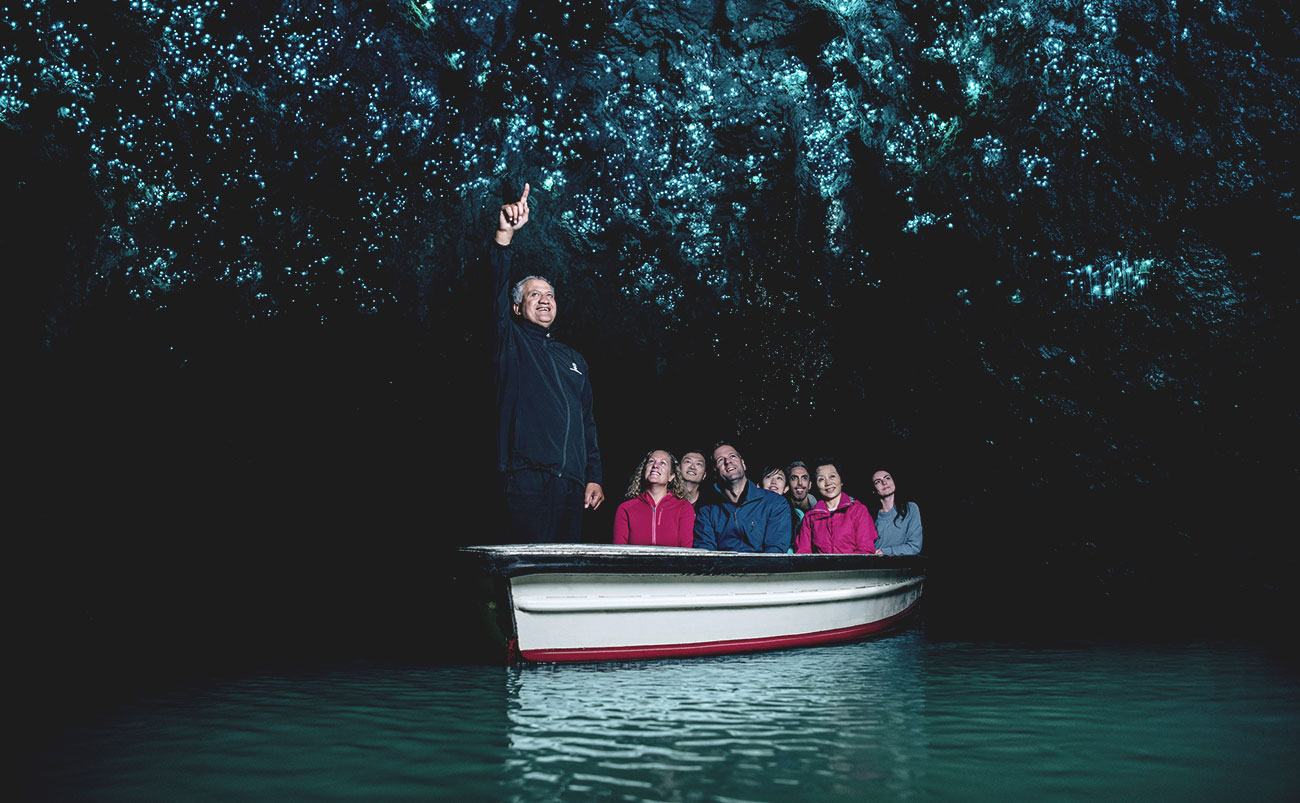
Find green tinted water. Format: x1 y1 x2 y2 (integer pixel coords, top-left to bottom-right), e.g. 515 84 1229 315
24 627 1300 801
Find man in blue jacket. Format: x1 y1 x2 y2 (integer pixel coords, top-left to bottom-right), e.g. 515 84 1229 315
694 442 792 552
492 184 604 542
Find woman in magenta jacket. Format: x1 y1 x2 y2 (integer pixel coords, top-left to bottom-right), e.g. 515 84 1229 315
612 449 696 547
794 458 878 554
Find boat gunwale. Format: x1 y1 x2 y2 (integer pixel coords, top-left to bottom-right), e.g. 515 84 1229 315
458 545 927 579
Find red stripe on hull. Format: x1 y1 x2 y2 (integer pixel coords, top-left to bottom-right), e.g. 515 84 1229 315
519 600 921 663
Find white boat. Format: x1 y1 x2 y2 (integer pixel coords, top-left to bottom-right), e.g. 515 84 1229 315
456 544 926 663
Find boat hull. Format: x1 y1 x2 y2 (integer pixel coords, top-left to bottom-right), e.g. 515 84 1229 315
458 545 925 663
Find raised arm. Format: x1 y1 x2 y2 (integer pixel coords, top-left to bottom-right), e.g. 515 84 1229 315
492 184 531 343
494 183 530 246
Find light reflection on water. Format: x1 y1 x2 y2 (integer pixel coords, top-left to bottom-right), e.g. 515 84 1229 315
504 636 927 801
22 626 1300 801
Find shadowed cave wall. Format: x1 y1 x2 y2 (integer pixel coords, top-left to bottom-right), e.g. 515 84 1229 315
7 0 1298 665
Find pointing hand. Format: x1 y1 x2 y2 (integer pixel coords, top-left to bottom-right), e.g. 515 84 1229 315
495 183 530 245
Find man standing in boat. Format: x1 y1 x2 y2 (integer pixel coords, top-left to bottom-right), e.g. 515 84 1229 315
491 183 604 542
693 441 792 552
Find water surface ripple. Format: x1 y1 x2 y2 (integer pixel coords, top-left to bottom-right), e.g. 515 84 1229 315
24 627 1300 801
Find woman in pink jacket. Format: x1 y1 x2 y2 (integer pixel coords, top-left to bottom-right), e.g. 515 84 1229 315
794 459 878 554
612 449 696 547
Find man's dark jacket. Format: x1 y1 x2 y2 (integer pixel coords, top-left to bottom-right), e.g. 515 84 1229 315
491 242 602 487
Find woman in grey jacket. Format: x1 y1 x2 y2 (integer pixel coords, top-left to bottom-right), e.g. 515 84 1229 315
870 470 923 555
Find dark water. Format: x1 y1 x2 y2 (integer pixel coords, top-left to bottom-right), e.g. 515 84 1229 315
22 625 1299 802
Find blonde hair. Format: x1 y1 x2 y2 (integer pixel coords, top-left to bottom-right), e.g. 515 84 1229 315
624 449 687 499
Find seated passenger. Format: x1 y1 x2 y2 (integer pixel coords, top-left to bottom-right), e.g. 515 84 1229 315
612 449 696 547
694 442 791 553
870 469 923 555
678 449 708 508
794 459 878 554
762 465 804 540
787 461 815 513
761 465 788 495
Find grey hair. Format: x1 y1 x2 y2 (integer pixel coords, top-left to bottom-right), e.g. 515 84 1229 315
511 275 554 306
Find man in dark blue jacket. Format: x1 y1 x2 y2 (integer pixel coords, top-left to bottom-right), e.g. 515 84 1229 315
492 184 604 542
693 442 791 552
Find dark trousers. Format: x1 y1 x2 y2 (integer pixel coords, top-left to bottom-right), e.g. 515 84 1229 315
502 470 585 543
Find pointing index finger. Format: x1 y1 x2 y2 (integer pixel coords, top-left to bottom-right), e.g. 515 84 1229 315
520 182 530 203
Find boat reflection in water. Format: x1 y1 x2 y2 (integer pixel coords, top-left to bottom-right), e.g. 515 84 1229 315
501 631 929 801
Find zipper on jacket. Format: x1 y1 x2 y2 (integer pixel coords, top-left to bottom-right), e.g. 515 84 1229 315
543 334 574 479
